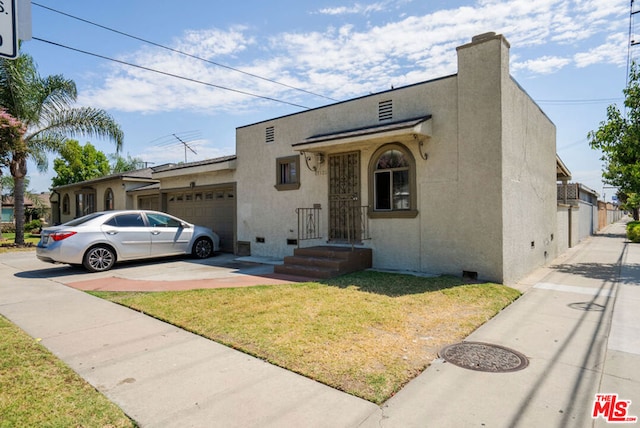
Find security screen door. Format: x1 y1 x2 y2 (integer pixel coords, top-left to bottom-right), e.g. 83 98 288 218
328 151 361 243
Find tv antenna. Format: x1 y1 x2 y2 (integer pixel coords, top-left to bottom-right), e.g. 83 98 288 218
173 133 198 163
149 130 201 163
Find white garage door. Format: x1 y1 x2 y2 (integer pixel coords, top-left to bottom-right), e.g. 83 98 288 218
167 187 235 252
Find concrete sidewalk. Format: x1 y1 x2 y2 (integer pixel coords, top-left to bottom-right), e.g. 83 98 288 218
360 219 640 428
1 220 639 427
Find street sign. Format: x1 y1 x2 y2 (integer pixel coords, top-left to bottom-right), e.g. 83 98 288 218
0 0 18 59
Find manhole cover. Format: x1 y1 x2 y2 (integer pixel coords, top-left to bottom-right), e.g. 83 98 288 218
439 341 529 372
568 302 605 312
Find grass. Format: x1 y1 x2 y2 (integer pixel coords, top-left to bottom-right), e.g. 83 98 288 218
0 233 40 254
0 315 135 428
91 271 520 404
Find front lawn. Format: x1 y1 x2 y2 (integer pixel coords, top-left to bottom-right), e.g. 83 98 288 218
92 271 520 404
0 315 134 427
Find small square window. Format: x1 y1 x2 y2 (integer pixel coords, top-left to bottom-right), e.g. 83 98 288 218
275 156 301 191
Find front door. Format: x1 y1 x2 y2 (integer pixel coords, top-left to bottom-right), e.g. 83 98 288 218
328 151 361 243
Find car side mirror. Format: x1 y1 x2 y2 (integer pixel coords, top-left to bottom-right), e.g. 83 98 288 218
180 222 191 228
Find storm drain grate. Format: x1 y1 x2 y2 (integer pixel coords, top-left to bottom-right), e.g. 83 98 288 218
439 341 529 373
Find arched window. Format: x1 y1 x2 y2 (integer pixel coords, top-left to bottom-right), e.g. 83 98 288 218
62 194 70 215
368 143 418 218
104 188 114 210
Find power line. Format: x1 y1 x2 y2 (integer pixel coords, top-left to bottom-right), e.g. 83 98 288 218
557 138 588 151
536 98 623 105
32 2 339 103
32 37 312 110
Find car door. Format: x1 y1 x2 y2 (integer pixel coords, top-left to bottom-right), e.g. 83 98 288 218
101 213 152 260
145 212 194 256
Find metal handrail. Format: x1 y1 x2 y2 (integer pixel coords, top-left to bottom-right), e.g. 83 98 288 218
296 207 322 245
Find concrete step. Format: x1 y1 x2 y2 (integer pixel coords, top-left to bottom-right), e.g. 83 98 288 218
274 246 373 279
282 255 346 270
274 263 339 279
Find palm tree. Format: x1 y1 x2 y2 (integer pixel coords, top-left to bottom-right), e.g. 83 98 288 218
0 51 123 244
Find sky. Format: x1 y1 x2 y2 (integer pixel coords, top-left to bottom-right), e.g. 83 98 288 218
10 0 634 200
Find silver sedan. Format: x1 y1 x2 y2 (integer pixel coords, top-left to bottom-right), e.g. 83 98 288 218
36 210 220 272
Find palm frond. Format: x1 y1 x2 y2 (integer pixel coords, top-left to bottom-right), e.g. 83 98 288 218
36 75 78 124
29 107 123 152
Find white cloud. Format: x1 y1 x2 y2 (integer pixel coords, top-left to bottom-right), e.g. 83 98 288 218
512 55 571 74
574 33 628 68
79 0 630 115
316 2 389 15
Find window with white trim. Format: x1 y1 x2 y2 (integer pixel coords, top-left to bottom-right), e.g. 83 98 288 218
368 143 418 218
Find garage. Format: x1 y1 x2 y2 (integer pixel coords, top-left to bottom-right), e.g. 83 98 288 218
138 195 159 211
166 186 235 253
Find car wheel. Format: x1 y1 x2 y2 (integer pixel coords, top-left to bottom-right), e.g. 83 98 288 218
83 245 116 272
192 237 213 259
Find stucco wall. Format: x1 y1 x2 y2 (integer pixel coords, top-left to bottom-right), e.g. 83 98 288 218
500 79 557 284
57 180 131 224
577 200 596 242
453 34 506 282
156 171 236 193
235 75 461 264
556 205 570 255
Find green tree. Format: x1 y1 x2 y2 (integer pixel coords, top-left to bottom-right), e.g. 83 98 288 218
52 140 110 187
0 51 123 244
110 152 144 173
589 62 640 219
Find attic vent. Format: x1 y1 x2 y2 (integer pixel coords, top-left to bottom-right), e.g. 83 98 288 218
378 100 393 121
266 126 275 143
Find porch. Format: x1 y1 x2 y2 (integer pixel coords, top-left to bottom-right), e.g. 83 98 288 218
273 204 372 278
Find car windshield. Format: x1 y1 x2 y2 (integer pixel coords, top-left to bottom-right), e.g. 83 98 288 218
62 212 105 227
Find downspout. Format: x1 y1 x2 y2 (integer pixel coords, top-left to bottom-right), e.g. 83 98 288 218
568 205 572 248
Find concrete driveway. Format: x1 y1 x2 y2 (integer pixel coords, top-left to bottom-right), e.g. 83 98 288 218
4 250 309 291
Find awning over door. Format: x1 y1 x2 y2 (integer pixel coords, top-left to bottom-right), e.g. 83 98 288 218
292 115 432 152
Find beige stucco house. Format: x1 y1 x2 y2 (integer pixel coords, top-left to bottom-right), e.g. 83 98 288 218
234 32 557 284
51 32 560 285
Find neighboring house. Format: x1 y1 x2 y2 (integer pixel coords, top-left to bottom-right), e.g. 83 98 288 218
50 32 566 285
52 157 238 253
1 193 51 225
51 168 158 225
